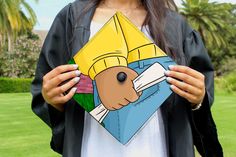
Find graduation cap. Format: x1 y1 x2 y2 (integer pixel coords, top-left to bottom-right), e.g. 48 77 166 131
71 12 175 144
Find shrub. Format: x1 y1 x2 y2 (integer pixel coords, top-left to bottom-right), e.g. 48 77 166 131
0 77 33 93
215 57 236 76
215 71 236 93
0 34 40 78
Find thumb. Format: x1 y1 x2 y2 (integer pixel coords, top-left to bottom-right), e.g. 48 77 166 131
125 81 140 103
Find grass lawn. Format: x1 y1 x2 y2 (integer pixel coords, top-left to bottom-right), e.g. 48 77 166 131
0 93 59 157
0 92 235 157
211 92 236 157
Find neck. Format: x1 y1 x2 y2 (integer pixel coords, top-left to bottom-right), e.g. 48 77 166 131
102 0 141 10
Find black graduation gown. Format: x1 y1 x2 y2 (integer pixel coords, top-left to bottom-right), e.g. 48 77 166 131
31 1 223 157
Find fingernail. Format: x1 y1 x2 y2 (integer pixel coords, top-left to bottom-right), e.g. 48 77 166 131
72 87 77 93
168 65 174 70
75 70 81 76
166 77 172 82
170 85 175 89
73 64 78 69
164 70 170 75
74 77 80 83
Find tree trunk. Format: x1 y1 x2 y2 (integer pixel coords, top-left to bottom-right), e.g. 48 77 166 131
0 34 2 53
7 30 13 52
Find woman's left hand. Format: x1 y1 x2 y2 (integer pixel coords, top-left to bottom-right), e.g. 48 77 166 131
165 65 205 105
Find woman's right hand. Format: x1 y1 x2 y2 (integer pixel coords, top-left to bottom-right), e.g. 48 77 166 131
42 64 81 112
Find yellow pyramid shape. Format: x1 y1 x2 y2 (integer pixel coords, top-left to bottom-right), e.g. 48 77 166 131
73 12 166 80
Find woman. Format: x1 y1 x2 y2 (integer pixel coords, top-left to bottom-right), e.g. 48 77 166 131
31 0 223 156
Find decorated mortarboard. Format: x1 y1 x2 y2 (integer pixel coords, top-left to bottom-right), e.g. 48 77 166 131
69 12 176 144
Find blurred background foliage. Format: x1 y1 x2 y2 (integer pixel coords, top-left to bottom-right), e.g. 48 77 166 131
0 33 40 78
180 0 236 77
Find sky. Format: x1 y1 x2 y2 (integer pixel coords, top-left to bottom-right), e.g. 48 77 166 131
26 0 236 30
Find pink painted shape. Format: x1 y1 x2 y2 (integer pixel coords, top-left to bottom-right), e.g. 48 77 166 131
75 74 93 94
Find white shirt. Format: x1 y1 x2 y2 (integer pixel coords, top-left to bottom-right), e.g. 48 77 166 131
81 20 167 157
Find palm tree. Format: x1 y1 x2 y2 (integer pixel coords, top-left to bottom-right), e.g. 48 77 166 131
180 0 233 48
0 0 17 51
0 0 37 52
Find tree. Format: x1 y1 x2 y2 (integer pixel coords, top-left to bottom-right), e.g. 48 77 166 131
0 0 37 52
180 0 236 76
210 4 236 76
180 0 233 48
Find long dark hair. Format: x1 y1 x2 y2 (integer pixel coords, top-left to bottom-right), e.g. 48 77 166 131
78 0 178 58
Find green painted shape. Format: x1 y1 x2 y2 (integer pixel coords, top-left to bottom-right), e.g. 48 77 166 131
73 93 95 112
68 59 75 64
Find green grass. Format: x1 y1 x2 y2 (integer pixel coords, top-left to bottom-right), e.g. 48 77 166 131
0 93 60 157
211 92 236 157
0 93 235 157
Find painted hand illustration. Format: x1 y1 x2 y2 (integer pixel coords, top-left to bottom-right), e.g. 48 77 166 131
95 66 140 110
90 62 167 123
